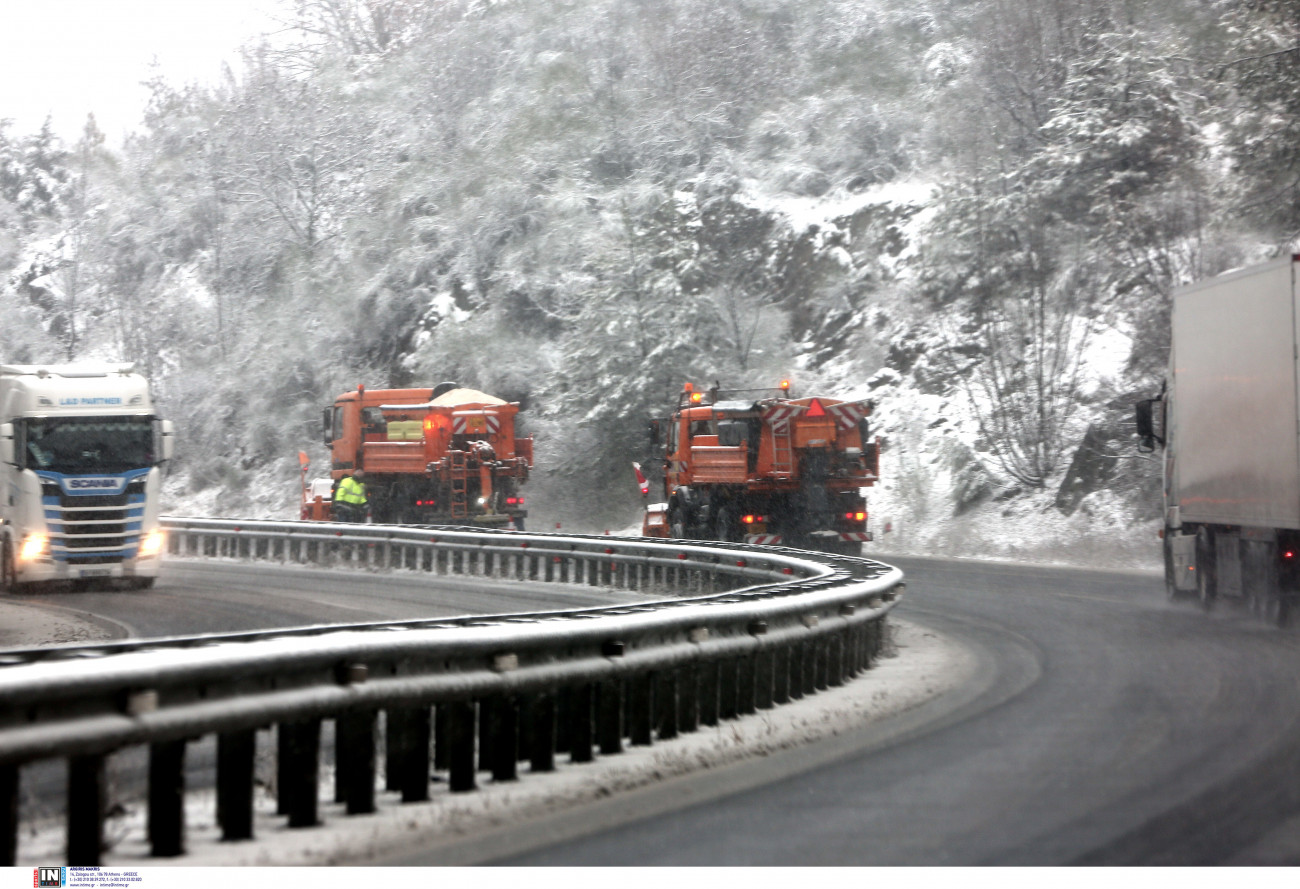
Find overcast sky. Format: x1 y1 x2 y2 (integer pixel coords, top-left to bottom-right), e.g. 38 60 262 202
0 0 286 143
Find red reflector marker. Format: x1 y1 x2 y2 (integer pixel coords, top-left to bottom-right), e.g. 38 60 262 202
678 553 688 560
782 567 794 575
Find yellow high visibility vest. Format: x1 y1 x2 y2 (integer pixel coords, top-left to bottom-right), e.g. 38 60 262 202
336 476 367 506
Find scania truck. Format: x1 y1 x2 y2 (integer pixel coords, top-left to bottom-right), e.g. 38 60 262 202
0 364 174 591
1136 255 1300 625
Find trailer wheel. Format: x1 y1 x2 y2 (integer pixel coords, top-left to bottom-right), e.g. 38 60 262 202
1195 526 1216 609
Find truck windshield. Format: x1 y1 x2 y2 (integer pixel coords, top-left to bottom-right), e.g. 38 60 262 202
21 417 155 474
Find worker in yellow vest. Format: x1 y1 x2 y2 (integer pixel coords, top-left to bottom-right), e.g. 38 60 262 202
333 469 368 523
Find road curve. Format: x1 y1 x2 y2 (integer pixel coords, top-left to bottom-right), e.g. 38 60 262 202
9 554 1300 866
0 557 669 642
467 555 1300 866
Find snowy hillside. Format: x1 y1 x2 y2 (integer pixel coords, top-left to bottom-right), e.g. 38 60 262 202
1 0 1296 569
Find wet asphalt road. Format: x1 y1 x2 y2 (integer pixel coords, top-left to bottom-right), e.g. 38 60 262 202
12 555 1300 865
484 555 1300 865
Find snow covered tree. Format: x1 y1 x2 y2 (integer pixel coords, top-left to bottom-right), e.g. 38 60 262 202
1219 0 1300 245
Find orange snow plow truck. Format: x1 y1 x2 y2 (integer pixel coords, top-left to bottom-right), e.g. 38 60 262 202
308 382 532 528
642 382 880 555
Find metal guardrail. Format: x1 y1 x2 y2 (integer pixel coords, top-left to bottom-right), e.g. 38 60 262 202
0 518 904 866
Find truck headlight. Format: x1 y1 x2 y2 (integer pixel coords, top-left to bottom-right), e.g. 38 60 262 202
19 533 49 562
138 529 165 559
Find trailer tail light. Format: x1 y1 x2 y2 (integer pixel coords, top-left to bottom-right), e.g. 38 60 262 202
1285 551 1295 560
742 514 768 525
507 496 525 506
845 511 866 522
416 500 437 507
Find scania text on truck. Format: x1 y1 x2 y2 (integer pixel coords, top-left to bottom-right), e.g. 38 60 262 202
643 381 880 555
1136 255 1300 625
0 364 174 591
316 382 532 527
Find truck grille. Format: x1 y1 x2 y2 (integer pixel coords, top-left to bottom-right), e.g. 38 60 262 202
42 480 146 563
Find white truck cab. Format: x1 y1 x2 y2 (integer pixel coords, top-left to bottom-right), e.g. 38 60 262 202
0 364 174 590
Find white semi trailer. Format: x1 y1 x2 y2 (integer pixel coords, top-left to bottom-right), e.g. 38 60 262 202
1136 255 1300 625
0 364 174 591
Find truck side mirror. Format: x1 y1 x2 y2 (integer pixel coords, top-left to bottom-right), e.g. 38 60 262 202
1135 398 1164 451
322 407 333 446
0 423 12 466
155 419 175 463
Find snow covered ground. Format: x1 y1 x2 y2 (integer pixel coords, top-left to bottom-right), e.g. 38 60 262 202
11 619 969 867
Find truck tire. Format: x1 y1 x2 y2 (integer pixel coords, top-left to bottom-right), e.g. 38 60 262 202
668 503 688 540
0 539 13 594
714 505 738 543
1195 526 1216 610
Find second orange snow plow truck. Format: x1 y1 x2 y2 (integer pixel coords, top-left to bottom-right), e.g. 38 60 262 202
643 382 880 555
321 382 532 528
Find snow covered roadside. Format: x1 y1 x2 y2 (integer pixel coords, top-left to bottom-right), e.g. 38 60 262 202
10 618 972 867
0 599 128 649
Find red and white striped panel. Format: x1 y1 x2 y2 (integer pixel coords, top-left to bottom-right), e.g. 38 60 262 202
761 404 804 433
452 412 500 435
745 533 783 545
826 402 868 431
840 531 873 542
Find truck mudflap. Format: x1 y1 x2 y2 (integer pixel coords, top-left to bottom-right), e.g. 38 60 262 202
1169 532 1197 591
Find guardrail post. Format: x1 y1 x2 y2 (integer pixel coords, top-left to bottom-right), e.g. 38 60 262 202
698 660 720 727
280 719 321 827
828 634 845 688
1 765 17 866
569 684 595 763
216 728 256 841
387 707 431 803
628 672 654 746
525 692 556 773
719 658 739 721
433 705 450 772
678 664 699 733
490 696 519 782
446 700 477 792
67 754 105 865
336 710 377 814
148 739 186 857
814 638 830 692
801 640 818 697
755 649 775 710
773 646 791 705
597 680 623 755
655 671 679 740
737 655 757 716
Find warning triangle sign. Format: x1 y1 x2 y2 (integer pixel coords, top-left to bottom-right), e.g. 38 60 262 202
806 398 827 418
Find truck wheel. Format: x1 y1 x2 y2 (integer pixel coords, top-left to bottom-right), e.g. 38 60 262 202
1164 534 1190 602
0 540 13 594
714 505 738 543
668 504 688 540
1195 526 1216 610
